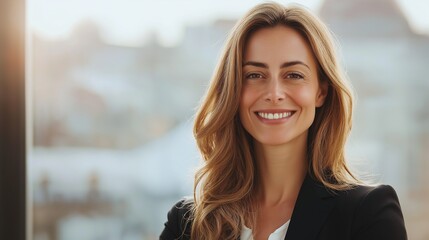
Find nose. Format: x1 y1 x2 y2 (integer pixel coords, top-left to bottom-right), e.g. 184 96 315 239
265 79 285 104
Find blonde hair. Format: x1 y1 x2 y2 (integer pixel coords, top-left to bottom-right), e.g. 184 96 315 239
191 2 357 239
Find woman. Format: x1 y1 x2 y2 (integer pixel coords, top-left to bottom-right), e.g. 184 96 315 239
160 2 407 240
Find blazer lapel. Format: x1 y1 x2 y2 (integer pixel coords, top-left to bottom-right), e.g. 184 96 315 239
284 175 337 240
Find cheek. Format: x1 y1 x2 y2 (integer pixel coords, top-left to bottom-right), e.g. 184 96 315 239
290 86 319 107
239 87 257 129
239 86 256 111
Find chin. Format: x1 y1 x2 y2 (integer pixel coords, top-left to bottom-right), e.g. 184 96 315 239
254 131 308 147
255 136 294 146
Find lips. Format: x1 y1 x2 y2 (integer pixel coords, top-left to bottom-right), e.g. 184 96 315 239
255 110 296 120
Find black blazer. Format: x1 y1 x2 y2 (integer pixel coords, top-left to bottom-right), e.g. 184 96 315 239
160 175 407 240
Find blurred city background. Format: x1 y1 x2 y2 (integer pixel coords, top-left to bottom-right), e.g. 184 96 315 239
28 0 429 239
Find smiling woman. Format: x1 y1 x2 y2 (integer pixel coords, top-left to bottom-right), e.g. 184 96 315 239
160 2 407 240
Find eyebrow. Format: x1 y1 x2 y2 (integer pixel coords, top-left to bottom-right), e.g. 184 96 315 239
242 61 310 70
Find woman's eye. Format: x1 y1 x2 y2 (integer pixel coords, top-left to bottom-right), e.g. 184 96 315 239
246 73 263 79
286 73 304 79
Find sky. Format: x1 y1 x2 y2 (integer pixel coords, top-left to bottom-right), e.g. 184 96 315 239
28 0 429 47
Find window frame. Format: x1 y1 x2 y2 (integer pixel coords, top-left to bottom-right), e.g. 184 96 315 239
0 0 27 239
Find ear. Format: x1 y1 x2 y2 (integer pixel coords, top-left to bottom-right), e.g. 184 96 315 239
315 80 328 107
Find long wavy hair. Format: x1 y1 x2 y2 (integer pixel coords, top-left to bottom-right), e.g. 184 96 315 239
191 2 357 239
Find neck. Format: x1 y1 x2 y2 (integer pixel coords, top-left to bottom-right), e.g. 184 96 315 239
254 134 308 206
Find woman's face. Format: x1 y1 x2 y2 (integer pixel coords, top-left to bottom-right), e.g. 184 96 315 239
239 25 327 147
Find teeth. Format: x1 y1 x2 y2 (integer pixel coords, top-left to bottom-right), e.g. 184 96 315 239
258 112 292 120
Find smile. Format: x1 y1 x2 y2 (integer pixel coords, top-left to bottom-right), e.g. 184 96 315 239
257 111 294 120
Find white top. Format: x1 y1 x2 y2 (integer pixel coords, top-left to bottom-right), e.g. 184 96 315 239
240 220 290 240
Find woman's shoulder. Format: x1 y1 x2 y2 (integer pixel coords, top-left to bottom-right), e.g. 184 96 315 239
334 184 407 239
338 184 400 205
169 197 194 215
160 197 194 240
333 183 403 213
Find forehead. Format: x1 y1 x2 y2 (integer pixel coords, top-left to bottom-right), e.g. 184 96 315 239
243 25 316 68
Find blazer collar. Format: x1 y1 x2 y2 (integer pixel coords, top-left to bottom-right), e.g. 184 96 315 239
284 174 337 240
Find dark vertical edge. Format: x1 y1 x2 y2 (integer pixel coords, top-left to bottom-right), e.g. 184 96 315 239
0 0 27 239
